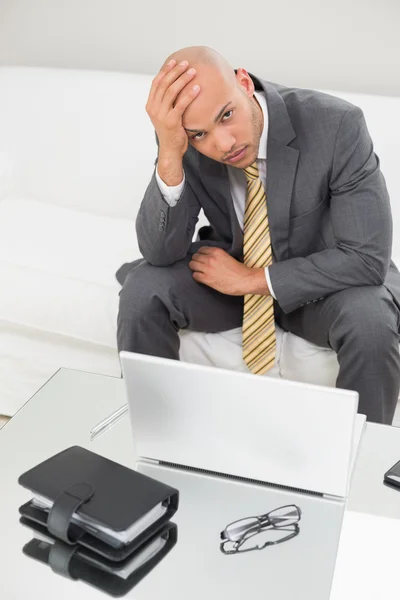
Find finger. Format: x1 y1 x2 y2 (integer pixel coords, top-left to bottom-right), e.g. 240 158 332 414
197 246 215 254
189 259 205 272
147 58 177 107
163 66 196 105
172 82 200 118
192 272 205 284
191 254 208 264
154 61 196 110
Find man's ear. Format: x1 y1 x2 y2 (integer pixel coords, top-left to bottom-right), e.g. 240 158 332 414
235 68 254 97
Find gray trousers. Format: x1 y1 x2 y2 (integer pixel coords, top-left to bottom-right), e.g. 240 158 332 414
116 256 400 425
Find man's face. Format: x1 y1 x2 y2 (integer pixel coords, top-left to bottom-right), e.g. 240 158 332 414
181 68 263 168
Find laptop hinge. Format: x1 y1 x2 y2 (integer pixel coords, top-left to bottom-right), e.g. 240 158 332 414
139 458 346 500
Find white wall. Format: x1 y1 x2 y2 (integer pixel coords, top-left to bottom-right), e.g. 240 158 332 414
0 0 399 96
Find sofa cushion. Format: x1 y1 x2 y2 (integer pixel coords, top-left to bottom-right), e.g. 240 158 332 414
0 261 119 347
0 197 140 286
0 198 139 346
179 326 284 378
179 325 340 388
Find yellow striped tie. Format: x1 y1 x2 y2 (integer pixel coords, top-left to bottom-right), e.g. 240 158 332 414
242 161 276 374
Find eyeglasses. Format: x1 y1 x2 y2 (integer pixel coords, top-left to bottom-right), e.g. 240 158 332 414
220 504 301 555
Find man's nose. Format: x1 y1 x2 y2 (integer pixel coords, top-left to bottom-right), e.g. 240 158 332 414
215 133 236 155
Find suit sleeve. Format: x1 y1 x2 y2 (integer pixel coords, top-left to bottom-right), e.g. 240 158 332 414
135 132 201 266
268 106 393 314
155 167 186 205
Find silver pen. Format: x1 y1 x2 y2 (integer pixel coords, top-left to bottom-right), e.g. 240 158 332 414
90 404 129 441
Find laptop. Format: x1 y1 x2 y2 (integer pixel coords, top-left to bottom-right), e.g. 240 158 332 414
133 461 346 600
120 351 366 500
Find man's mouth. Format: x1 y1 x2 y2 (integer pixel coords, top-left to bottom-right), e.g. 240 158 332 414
226 146 247 162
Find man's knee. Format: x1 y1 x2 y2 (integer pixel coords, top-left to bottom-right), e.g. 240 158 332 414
328 287 399 352
118 259 192 321
119 263 166 317
117 261 188 356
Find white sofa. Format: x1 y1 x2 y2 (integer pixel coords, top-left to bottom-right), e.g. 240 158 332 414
1 66 400 419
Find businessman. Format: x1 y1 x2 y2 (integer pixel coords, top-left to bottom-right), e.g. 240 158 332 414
116 45 400 425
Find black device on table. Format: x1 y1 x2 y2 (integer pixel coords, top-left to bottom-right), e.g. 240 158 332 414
383 459 400 490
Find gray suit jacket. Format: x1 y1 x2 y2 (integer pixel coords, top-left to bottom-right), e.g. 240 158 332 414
133 72 400 315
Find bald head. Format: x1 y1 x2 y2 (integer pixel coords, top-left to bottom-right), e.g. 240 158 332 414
166 45 237 88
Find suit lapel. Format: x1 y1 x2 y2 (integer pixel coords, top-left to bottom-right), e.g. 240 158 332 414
260 78 299 262
266 138 299 261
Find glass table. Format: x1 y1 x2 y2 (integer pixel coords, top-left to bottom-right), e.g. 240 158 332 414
1 368 399 599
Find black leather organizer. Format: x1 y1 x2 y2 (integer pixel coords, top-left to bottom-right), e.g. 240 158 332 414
18 446 179 596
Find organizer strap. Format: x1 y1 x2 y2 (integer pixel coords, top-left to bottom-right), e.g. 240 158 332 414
49 540 79 578
47 482 94 544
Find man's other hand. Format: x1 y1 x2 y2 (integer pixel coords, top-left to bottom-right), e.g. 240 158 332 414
189 247 270 296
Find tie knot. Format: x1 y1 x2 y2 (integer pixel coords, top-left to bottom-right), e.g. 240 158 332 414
243 161 259 181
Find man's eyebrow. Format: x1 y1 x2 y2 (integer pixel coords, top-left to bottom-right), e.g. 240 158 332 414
184 102 231 133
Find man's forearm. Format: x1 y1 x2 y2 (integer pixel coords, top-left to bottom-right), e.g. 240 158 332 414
157 152 184 186
268 244 390 314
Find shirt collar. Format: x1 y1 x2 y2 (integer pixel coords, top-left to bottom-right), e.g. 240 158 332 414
253 90 268 160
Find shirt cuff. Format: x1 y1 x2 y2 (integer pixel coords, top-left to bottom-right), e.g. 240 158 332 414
155 168 185 207
264 267 276 300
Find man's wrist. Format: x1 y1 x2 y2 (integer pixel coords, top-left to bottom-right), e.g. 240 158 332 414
243 267 271 296
157 154 184 186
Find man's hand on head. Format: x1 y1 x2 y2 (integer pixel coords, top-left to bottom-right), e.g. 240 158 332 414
189 247 270 296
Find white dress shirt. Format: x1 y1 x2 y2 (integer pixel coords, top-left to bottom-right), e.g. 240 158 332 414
155 90 276 298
